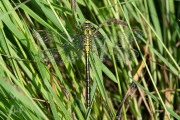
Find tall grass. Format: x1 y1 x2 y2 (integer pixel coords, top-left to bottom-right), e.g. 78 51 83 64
0 0 179 120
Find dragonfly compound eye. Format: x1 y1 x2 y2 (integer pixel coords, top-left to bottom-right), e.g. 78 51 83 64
81 21 93 29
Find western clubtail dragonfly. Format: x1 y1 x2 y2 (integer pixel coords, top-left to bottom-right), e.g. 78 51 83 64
1 21 143 108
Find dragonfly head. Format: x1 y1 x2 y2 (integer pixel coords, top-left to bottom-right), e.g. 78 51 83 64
81 20 94 35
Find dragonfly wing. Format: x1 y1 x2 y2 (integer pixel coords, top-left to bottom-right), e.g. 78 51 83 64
91 35 106 58
32 28 143 64
33 30 84 64
112 46 139 62
91 28 143 63
93 28 143 46
34 48 83 65
33 30 83 47
101 46 139 71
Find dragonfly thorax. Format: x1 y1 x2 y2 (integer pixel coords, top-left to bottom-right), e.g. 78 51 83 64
83 28 92 36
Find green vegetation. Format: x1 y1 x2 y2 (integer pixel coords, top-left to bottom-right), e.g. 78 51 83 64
0 0 179 119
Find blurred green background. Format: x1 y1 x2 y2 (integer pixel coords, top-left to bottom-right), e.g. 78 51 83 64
0 0 179 120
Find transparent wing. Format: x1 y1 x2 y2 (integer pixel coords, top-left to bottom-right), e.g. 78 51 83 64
33 30 84 64
0 28 143 66
32 28 143 64
92 28 143 63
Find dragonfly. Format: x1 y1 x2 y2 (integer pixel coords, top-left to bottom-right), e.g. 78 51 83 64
31 20 143 108
1 20 143 108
